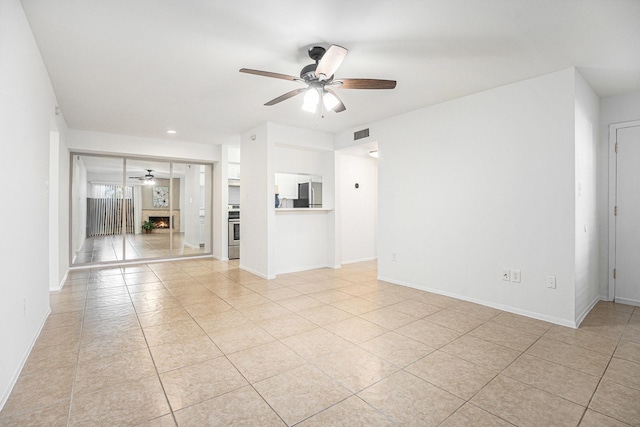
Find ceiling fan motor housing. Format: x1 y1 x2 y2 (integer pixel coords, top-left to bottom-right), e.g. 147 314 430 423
301 46 329 80
308 46 326 61
300 63 318 81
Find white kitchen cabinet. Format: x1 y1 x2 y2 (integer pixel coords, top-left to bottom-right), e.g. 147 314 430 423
228 163 240 180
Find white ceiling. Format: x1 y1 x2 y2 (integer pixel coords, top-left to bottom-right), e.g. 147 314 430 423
21 0 640 146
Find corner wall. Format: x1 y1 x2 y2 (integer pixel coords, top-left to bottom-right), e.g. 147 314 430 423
574 70 600 322
0 0 67 408
240 123 271 278
339 69 579 325
240 122 337 277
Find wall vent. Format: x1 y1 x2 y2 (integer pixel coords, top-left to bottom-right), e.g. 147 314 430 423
354 128 370 140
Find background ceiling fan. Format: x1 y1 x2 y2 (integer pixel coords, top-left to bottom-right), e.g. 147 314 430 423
128 169 156 185
240 45 396 113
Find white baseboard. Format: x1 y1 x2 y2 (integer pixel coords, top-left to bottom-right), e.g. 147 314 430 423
50 269 69 292
614 296 640 307
275 264 330 276
575 295 605 328
0 307 50 411
378 275 579 329
341 257 377 265
239 264 275 280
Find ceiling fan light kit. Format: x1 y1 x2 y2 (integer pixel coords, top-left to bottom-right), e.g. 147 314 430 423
322 90 340 111
302 83 321 113
129 169 156 185
240 44 396 114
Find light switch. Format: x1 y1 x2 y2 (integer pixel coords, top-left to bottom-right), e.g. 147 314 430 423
510 270 521 283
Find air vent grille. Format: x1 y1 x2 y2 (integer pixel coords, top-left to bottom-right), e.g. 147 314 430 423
354 128 370 140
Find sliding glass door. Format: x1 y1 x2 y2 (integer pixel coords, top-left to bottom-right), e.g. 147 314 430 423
70 153 212 266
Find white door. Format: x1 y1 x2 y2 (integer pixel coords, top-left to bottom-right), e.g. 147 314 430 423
615 124 640 306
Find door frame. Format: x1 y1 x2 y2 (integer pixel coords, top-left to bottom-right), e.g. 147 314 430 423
608 119 640 301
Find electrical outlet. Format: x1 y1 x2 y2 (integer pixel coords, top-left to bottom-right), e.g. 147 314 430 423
501 269 510 281
546 275 556 289
392 252 397 262
510 270 521 283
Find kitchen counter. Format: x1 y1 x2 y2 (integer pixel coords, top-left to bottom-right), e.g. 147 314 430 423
275 208 333 212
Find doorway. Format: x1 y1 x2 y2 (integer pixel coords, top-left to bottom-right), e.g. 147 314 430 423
609 121 640 306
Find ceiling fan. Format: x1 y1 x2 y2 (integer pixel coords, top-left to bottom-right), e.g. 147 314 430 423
240 45 396 113
128 169 156 185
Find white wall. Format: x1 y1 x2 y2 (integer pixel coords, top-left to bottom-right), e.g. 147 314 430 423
337 69 579 326
598 90 640 298
66 129 220 162
269 122 334 151
215 146 230 260
337 153 378 264
240 123 272 277
71 156 88 258
0 0 67 409
49 120 71 291
275 211 331 273
574 71 600 322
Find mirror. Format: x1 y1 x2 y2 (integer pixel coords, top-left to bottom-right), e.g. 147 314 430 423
125 159 173 260
71 154 125 264
275 173 322 208
70 153 213 266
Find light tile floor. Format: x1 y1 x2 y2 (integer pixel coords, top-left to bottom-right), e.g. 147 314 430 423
1 259 639 426
74 233 206 265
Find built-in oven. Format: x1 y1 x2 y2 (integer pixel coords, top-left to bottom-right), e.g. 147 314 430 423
228 205 240 259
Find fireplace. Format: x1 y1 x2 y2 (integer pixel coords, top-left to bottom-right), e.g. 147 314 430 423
149 216 173 229
141 210 180 233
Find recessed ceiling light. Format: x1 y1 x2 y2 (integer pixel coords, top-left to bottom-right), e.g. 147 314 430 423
166 130 177 134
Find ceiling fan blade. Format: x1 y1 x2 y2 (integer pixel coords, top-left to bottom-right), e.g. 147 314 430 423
265 88 307 106
240 68 303 82
325 88 346 113
337 78 397 89
315 45 348 81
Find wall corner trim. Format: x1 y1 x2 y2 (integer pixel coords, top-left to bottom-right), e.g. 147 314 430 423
239 264 274 280
575 295 605 328
50 270 69 292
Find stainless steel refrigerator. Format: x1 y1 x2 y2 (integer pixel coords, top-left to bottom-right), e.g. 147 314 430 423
298 182 322 208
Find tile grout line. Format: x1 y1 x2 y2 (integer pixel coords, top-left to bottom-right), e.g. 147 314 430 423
65 269 104 427
185 266 292 427
124 266 183 426
576 310 634 427
147 262 286 425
